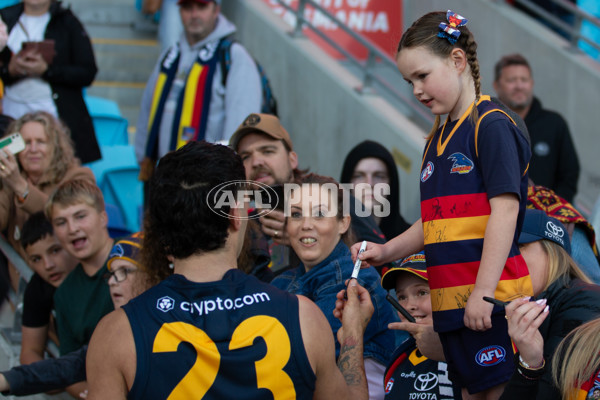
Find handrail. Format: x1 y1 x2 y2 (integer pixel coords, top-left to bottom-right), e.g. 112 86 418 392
511 0 600 54
272 0 434 128
0 235 32 282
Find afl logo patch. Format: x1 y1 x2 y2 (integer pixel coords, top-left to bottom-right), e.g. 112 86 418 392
448 152 474 174
475 345 506 366
421 161 434 182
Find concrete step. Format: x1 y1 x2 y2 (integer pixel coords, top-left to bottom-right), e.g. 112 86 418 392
64 0 161 133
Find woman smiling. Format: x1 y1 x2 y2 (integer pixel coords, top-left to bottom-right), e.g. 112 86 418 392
0 111 94 260
271 173 403 400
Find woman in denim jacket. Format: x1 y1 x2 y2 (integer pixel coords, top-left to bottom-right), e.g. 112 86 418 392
271 173 405 400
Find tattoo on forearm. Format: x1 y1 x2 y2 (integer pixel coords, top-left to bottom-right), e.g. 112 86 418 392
337 343 365 386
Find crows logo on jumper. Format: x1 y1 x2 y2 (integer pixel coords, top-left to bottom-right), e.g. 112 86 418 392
448 152 474 174
475 345 506 366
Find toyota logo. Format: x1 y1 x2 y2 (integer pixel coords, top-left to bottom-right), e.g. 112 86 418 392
546 221 564 237
414 372 438 391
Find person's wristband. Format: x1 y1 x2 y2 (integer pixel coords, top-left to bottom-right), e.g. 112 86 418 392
515 352 545 380
16 184 29 203
519 353 545 370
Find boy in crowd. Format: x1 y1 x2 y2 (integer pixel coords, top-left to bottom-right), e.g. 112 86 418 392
45 179 115 397
0 234 143 398
381 252 461 399
20 212 77 364
19 211 77 365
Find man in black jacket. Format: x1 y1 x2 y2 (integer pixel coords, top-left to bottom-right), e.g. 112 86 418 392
493 53 580 203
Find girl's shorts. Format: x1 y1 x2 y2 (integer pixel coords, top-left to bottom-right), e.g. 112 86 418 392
439 312 515 394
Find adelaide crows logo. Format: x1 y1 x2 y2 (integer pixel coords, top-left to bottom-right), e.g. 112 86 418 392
448 152 474 174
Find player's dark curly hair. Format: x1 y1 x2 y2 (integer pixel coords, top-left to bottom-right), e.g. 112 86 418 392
397 11 480 138
142 141 246 282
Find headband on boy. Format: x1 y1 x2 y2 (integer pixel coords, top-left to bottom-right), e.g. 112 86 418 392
438 10 468 44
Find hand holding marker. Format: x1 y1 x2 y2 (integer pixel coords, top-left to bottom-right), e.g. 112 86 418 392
345 241 367 299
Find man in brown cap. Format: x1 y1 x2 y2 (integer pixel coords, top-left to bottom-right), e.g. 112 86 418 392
230 113 385 275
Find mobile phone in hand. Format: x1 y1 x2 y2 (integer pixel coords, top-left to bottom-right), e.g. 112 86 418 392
386 293 416 323
0 133 25 155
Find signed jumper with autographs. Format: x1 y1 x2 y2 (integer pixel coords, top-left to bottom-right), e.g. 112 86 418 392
419 96 533 392
419 95 533 333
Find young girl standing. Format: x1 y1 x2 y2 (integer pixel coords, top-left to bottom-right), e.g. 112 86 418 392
354 10 533 400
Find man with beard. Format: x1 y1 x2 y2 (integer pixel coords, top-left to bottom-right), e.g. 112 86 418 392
493 53 580 202
230 113 386 276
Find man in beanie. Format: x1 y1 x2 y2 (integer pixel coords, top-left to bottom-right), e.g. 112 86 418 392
135 0 262 184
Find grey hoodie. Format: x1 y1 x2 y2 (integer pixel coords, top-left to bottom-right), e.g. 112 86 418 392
135 14 262 162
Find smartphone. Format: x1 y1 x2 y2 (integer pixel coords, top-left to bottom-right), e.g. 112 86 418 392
0 133 25 155
21 40 56 64
386 293 416 323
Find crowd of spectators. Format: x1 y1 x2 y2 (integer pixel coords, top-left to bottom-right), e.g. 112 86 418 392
0 0 598 400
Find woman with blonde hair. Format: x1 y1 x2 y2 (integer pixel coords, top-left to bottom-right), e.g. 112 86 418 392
553 318 600 399
0 110 94 258
501 209 600 400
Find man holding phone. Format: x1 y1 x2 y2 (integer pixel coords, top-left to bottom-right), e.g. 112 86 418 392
230 113 386 276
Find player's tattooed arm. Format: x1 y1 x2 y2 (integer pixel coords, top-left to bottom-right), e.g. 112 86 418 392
337 337 366 387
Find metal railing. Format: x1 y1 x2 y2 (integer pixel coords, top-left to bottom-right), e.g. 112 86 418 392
0 235 60 358
510 0 600 55
272 0 435 128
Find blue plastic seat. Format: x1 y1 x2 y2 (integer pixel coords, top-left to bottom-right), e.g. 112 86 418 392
85 145 138 186
106 203 132 238
0 0 21 9
84 95 122 118
103 167 143 233
92 114 129 146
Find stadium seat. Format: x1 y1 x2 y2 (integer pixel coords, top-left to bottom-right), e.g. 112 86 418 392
0 0 20 9
84 95 122 118
106 203 132 238
92 114 129 146
103 167 143 233
85 144 138 186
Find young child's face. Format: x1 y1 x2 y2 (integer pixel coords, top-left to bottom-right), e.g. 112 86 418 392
25 234 77 288
106 259 142 309
50 203 108 262
396 46 460 117
395 273 433 325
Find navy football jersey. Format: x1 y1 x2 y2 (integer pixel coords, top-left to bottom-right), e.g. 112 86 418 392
123 269 315 399
384 339 461 400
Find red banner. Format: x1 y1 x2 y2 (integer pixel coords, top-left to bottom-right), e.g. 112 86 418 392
262 0 403 60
